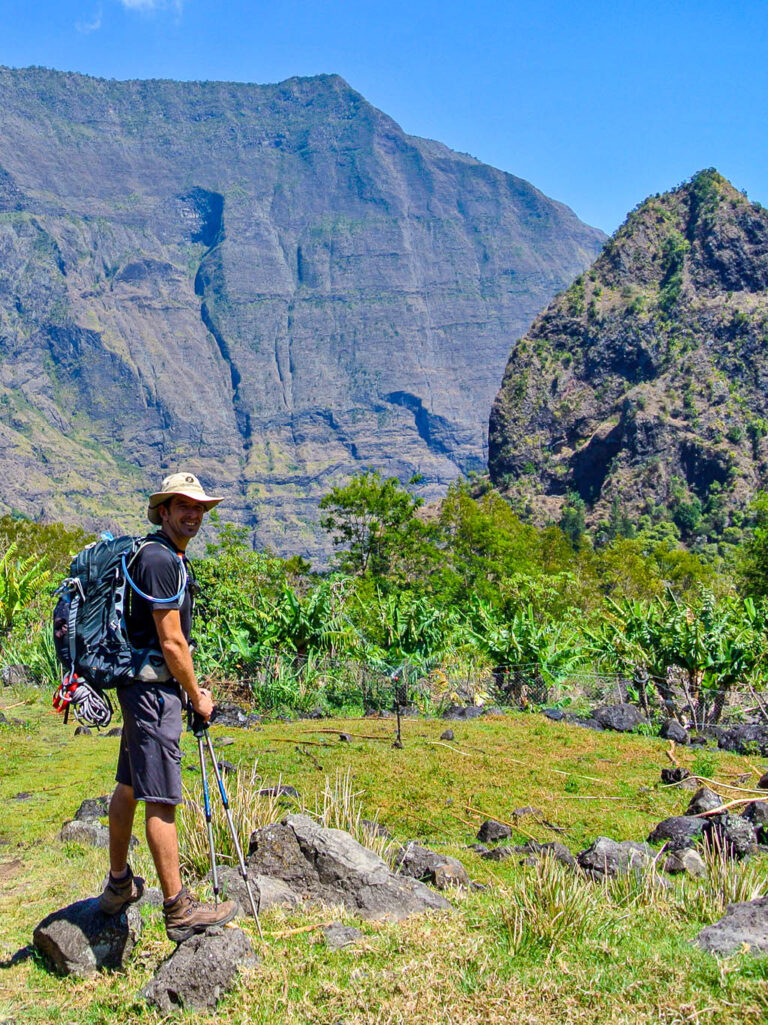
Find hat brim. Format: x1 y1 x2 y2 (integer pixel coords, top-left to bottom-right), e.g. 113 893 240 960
147 489 223 525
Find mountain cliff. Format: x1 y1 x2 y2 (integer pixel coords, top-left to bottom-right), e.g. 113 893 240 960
0 66 604 555
488 170 768 538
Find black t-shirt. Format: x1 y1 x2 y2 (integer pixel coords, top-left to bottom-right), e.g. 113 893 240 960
125 533 193 651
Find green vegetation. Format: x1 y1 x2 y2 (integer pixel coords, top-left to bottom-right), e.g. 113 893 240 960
3 470 768 1022
4 473 768 725
1 695 767 1024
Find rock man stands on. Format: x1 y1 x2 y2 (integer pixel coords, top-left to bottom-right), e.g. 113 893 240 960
97 472 238 942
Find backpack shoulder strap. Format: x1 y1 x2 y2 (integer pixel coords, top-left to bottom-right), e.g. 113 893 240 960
122 536 188 605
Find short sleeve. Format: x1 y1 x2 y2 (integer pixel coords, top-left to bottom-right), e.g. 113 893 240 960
132 543 187 612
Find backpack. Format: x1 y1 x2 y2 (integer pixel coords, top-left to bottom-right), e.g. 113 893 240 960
52 533 188 727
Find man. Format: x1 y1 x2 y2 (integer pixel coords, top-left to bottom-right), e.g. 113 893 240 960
98 472 238 943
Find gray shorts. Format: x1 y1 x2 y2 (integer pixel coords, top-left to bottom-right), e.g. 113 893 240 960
115 682 183 805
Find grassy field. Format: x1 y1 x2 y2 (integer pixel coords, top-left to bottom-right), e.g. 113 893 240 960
1 688 767 1024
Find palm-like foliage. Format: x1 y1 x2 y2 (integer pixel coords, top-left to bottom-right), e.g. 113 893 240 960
0 543 50 636
466 599 584 705
588 591 768 725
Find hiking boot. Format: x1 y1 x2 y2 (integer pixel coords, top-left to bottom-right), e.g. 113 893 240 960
98 865 144 915
163 887 238 942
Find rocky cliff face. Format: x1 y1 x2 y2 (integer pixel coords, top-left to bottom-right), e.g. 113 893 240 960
0 67 604 556
489 171 768 533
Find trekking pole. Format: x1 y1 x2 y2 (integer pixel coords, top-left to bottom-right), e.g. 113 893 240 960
189 708 264 941
190 709 220 907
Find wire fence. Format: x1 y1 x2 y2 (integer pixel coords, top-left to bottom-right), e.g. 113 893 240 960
199 647 767 727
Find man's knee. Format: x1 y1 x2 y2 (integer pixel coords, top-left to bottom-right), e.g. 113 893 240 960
111 782 136 811
145 800 177 826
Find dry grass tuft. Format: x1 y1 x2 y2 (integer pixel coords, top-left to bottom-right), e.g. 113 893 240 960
300 767 395 861
176 761 285 878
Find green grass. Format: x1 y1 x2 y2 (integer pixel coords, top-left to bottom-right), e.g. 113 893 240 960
1 690 767 1023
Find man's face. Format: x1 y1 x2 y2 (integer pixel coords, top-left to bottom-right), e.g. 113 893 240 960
160 495 206 541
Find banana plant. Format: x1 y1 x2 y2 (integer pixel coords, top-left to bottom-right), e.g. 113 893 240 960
0 543 50 636
466 598 583 706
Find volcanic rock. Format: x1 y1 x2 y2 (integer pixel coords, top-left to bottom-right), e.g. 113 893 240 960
591 704 646 733
140 926 258 1011
247 815 451 921
660 719 688 744
394 843 469 889
663 848 707 878
577 836 653 878
696 897 768 956
33 898 142 976
685 787 723 816
476 820 512 844
718 725 768 757
647 816 706 851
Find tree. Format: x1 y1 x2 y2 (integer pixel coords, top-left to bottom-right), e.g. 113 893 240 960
559 492 587 550
319 470 425 576
738 492 768 597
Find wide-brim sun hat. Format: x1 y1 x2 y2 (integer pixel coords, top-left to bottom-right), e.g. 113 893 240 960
147 472 224 525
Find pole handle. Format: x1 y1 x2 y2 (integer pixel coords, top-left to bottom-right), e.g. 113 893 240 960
187 705 209 737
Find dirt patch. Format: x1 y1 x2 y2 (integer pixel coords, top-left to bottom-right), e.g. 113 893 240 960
0 858 23 884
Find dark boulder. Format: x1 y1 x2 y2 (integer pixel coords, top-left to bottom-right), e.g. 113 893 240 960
695 897 768 956
74 726 92 736
74 796 110 821
757 773 768 790
718 725 768 757
542 708 565 722
257 785 300 801
466 843 490 855
519 841 577 870
476 820 512 844
60 820 111 848
214 866 299 914
442 705 484 721
140 926 258 1011
661 767 691 785
361 819 392 841
569 715 604 731
210 702 262 728
660 719 688 744
591 704 646 732
704 815 757 859
2 664 38 687
742 801 768 843
481 846 515 862
663 848 707 877
685 787 723 816
647 816 706 851
577 836 653 878
33 898 142 976
394 843 469 889
440 729 455 741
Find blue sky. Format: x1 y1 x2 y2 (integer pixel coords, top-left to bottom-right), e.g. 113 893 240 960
1 0 766 233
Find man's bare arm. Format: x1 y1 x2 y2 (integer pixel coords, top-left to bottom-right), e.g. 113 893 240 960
153 608 213 720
